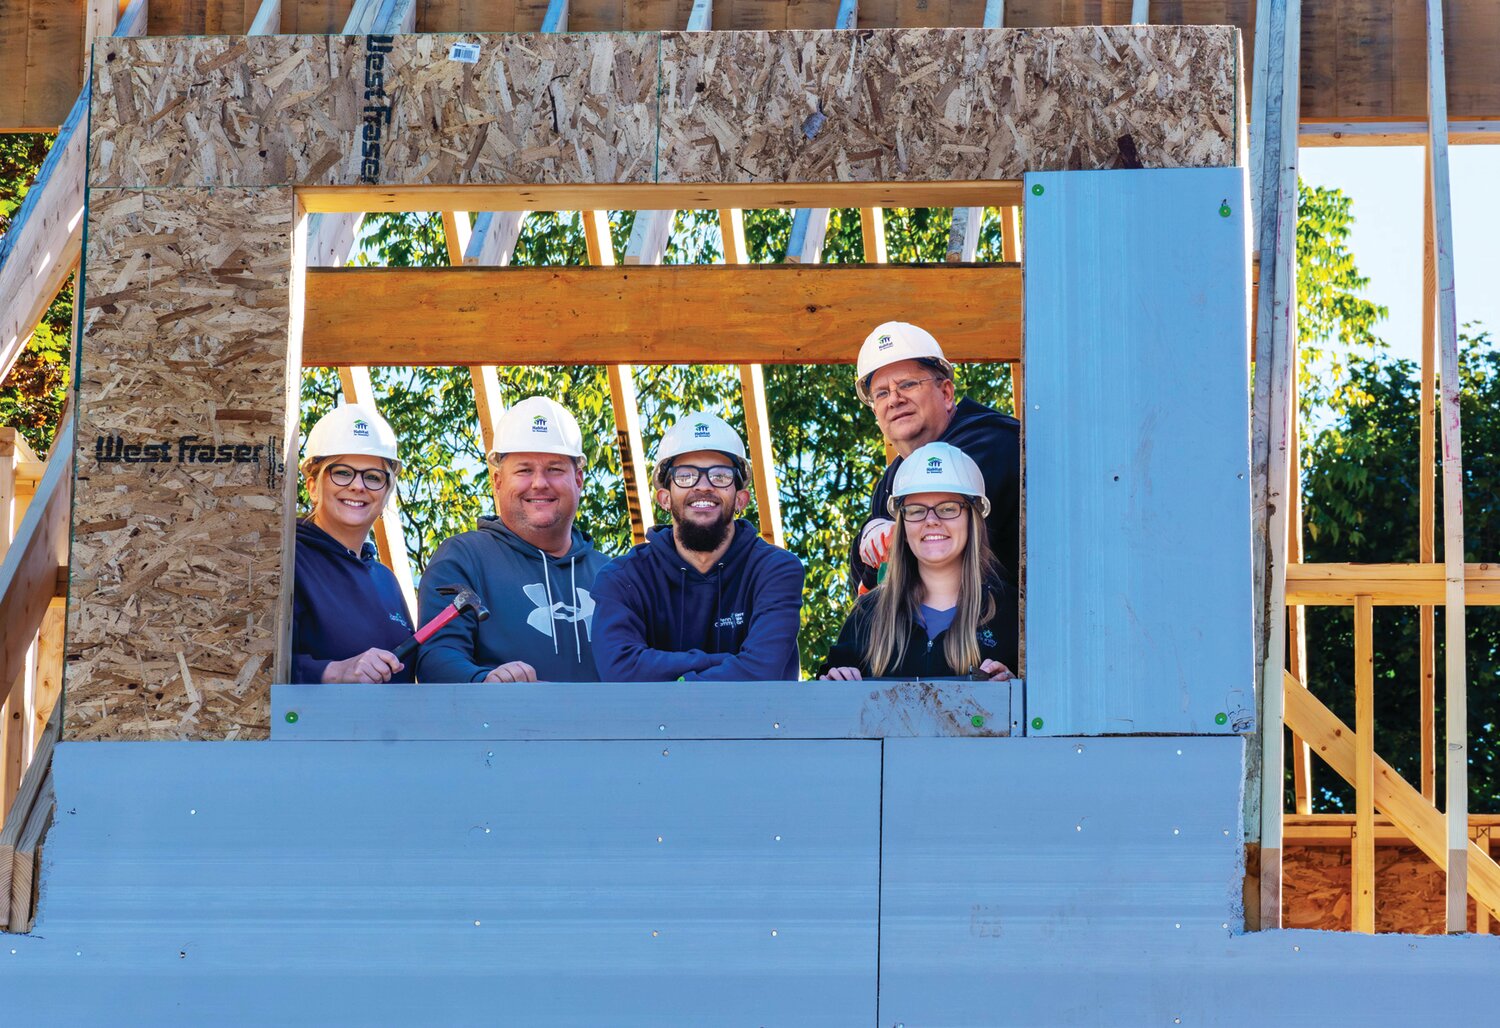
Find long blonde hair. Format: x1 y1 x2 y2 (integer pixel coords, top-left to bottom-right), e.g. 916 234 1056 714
867 503 996 676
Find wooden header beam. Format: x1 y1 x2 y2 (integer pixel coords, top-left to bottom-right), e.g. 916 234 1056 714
1285 563 1500 605
300 264 1022 367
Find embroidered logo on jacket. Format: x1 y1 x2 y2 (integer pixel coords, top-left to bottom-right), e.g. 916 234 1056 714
522 583 595 640
713 612 746 629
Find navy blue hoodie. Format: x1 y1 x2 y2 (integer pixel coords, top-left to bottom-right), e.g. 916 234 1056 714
415 516 609 683
591 520 805 681
292 519 414 684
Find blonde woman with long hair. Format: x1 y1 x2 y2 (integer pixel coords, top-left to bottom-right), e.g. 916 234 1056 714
819 443 1017 680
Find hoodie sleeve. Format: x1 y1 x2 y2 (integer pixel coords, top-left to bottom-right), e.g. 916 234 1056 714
290 564 332 685
413 538 492 684
591 564 726 682
817 599 872 678
685 552 806 682
848 463 897 592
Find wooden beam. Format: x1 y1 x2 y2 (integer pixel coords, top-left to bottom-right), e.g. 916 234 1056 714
1284 562 1500 605
1300 121 1500 147
0 418 72 737
1283 670 1500 923
464 212 525 267
1419 149 1437 804
1287 381 1312 817
1424 0 1469 934
334 369 418 617
0 702 57 931
1283 813 1500 845
6 772 53 933
247 0 283 35
1249 0 1302 932
1353 594 1375 933
302 265 1023 367
299 183 1025 216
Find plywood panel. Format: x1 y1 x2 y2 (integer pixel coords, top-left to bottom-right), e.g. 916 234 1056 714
66 188 298 742
0 0 35 128
658 27 1239 186
19 0 85 131
6 739 881 1021
1283 842 1490 935
88 33 660 189
1023 168 1252 736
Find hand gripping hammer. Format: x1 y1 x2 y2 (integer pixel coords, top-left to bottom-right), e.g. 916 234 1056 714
392 585 489 662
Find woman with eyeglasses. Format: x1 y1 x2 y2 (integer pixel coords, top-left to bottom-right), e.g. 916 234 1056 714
291 403 416 684
819 442 1017 681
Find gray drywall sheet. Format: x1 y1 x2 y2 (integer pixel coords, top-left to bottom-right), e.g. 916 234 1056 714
1023 167 1253 736
876 736 1500 1025
4 739 881 1024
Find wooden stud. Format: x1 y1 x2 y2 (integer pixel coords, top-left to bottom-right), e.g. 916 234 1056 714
247 0 282 35
0 702 58 931
1249 0 1301 932
1288 376 1312 816
31 601 64 746
1000 206 1021 262
1418 150 1437 804
1353 594 1375 933
6 772 53 933
1131 1 1150 23
1284 670 1500 924
579 209 654 544
302 265 1024 367
335 367 418 617
463 213 525 267
860 208 887 264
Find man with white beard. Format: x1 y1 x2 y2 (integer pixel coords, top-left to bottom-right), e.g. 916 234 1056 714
591 411 805 681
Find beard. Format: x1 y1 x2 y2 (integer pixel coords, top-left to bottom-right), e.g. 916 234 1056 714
673 498 735 553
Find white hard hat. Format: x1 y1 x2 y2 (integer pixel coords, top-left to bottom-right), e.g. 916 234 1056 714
856 321 953 403
887 442 990 517
489 396 584 462
656 411 747 467
305 403 400 467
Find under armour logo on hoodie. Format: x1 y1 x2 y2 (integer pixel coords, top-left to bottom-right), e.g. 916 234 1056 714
523 583 595 640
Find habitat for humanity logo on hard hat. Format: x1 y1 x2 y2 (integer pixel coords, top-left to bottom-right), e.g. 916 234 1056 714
694 422 711 438
926 456 944 473
532 415 548 432
878 334 894 350
352 419 370 437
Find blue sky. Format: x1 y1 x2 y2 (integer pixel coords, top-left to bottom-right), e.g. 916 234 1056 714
1298 146 1500 363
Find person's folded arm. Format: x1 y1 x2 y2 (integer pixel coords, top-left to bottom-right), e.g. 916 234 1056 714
686 557 806 682
591 569 725 681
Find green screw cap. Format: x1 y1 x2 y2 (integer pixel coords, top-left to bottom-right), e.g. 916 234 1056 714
284 710 299 725
1219 203 1232 218
1030 716 1044 731
970 715 985 728
1214 712 1228 726
1031 183 1045 196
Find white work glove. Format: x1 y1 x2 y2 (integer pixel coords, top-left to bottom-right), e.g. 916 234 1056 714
858 518 896 569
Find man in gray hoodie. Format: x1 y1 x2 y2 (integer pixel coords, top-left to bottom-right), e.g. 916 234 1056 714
415 397 609 683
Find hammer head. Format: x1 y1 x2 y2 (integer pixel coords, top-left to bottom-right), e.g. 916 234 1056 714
436 584 490 623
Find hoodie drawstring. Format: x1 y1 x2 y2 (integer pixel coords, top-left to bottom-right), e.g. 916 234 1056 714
569 556 582 661
539 551 559 655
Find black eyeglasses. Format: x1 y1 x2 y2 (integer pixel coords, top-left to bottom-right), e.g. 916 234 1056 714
670 464 739 489
326 463 392 491
899 500 968 521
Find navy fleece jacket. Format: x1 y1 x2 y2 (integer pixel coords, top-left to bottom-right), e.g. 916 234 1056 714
292 519 415 684
591 520 805 681
415 516 610 683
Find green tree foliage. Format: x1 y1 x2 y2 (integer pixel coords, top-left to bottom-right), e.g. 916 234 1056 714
1301 335 1499 812
0 132 70 452
305 206 1018 670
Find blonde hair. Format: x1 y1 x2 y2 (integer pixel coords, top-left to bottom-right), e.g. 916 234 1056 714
866 503 995 676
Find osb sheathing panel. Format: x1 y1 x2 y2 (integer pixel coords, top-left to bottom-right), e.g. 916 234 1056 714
66 188 295 742
1283 843 1494 935
88 33 660 189
660 27 1238 183
88 28 1237 190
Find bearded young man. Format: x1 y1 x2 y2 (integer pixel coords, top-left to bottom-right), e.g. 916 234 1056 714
591 411 805 682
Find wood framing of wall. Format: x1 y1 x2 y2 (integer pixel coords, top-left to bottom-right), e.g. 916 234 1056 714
69 25 1241 741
